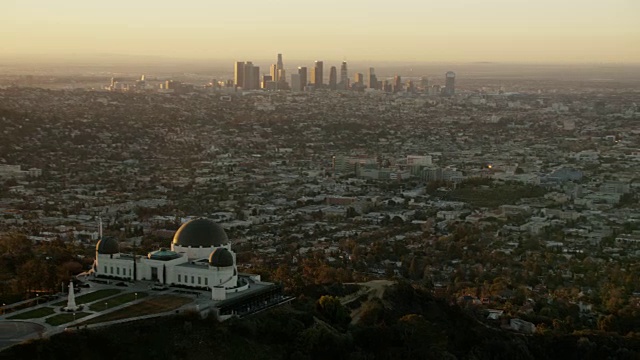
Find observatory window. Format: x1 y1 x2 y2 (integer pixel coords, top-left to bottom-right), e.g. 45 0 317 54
191 276 194 284
198 277 201 285
178 274 181 282
117 267 120 275
205 278 208 286
110 266 113 274
104 266 107 273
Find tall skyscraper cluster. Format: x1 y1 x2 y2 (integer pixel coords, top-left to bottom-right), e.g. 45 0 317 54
267 53 287 89
232 53 455 96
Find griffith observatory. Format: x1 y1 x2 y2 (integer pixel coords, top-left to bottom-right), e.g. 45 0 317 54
93 218 253 301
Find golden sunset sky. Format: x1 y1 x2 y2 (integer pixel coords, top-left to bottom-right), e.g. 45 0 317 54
2 0 639 63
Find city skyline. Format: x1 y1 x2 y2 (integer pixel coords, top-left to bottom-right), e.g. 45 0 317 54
2 0 639 64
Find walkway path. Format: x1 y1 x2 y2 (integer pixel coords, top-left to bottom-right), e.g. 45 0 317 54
0 278 206 351
0 321 45 351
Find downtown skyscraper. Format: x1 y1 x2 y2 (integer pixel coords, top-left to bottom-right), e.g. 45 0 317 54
368 67 378 89
231 54 456 95
311 60 323 87
277 53 283 76
444 71 456 96
340 61 348 89
329 66 337 90
234 61 244 89
234 61 260 90
298 66 307 90
269 53 286 89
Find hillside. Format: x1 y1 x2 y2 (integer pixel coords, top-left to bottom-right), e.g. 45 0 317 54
2 283 639 360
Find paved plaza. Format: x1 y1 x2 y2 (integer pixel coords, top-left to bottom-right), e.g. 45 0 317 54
0 321 45 350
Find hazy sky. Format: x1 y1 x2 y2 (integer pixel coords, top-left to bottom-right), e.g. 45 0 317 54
2 0 639 63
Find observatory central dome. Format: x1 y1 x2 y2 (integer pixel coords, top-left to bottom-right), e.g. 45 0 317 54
172 219 229 248
96 237 119 254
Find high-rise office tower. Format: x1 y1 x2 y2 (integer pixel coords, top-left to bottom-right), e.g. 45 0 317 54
420 76 429 91
261 75 273 89
272 53 285 89
137 75 146 90
251 66 260 90
312 61 323 87
243 62 254 90
444 71 455 96
234 62 245 88
277 53 283 74
340 61 348 88
298 67 308 90
310 67 317 87
406 80 415 93
329 66 337 90
354 72 364 85
290 73 301 92
270 64 278 82
241 62 260 90
393 75 403 92
368 67 377 89
382 80 391 92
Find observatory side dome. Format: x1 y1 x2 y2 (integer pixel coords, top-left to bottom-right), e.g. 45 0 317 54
208 248 234 267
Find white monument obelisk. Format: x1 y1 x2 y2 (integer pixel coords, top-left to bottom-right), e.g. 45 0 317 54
64 280 79 311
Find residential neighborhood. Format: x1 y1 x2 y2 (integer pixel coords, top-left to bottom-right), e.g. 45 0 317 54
0 74 638 336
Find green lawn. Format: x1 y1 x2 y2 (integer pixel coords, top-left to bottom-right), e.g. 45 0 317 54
45 312 90 326
54 289 122 306
88 292 148 312
81 295 192 325
7 307 55 320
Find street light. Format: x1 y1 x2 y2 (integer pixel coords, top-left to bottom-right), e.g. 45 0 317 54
134 293 138 301
36 294 39 305
104 302 108 311
73 313 76 322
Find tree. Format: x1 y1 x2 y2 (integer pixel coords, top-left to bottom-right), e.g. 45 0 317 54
408 257 425 280
357 297 387 327
397 314 447 356
316 295 351 329
597 314 618 332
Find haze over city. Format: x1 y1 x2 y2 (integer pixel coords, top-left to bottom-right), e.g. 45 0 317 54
2 0 640 64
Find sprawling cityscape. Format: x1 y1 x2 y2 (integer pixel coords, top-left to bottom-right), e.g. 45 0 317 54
0 53 638 358
1 0 639 357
